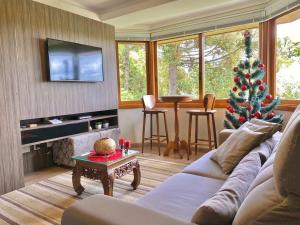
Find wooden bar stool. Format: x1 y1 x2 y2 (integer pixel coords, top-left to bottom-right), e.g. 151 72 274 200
141 95 169 155
186 94 217 159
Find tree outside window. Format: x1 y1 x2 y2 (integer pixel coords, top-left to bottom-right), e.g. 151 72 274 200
276 9 300 100
157 36 199 99
204 28 259 99
117 42 147 101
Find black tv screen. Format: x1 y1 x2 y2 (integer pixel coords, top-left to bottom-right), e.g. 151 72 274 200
46 39 104 82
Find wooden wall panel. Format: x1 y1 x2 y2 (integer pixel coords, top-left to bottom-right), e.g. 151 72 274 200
0 0 118 193
0 0 25 194
15 0 118 120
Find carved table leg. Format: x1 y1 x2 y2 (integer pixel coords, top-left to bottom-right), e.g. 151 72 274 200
100 173 114 196
72 162 85 195
131 160 141 190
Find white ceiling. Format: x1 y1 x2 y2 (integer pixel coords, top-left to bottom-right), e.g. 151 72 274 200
33 0 300 39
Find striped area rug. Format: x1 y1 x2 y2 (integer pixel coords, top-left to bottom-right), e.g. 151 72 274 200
0 156 189 225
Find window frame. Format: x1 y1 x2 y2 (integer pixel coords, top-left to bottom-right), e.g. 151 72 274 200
116 40 150 108
154 34 203 107
271 6 300 109
116 7 300 111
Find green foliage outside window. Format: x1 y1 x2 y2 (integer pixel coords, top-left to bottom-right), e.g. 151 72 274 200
276 17 300 100
205 29 259 99
118 43 147 101
157 37 199 98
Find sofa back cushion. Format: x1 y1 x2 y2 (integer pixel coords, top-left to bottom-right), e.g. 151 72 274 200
274 105 300 197
243 119 282 138
211 127 264 174
192 153 261 225
232 105 300 225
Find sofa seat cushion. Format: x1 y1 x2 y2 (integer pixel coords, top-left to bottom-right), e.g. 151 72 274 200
182 150 228 180
62 194 195 225
137 173 224 222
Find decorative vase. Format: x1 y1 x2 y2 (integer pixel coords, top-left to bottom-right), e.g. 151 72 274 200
94 138 116 155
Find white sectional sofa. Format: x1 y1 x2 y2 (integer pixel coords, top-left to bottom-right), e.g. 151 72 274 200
61 106 300 225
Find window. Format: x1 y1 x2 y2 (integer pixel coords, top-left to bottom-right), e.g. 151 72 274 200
276 9 300 100
157 36 199 99
117 42 147 101
204 27 259 99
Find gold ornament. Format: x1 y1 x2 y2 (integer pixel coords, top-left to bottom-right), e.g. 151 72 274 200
94 138 116 155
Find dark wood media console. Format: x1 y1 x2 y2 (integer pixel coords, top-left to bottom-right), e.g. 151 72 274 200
20 109 118 146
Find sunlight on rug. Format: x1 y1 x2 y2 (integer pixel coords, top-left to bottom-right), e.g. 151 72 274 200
0 156 188 225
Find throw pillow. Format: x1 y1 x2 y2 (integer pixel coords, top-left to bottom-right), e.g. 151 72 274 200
192 152 261 225
244 119 282 138
211 126 265 174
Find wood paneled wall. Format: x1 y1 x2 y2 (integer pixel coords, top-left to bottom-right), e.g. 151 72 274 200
0 0 118 194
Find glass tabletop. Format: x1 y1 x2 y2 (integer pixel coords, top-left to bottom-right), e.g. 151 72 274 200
72 149 139 165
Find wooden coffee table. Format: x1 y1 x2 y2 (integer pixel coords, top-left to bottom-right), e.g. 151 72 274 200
72 150 141 196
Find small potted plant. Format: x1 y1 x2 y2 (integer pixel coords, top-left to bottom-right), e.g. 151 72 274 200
95 122 102 130
102 120 109 129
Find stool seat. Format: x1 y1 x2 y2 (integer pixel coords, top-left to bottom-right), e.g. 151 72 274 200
143 109 168 113
187 94 217 160
187 110 216 115
142 95 169 155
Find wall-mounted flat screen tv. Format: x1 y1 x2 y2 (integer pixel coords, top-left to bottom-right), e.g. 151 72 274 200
46 39 104 82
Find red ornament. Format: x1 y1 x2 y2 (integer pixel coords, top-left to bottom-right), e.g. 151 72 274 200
267 112 275 119
229 108 235 113
247 105 253 111
256 80 263 85
266 94 272 100
233 67 239 72
232 86 238 92
245 73 251 79
239 116 246 123
255 111 262 118
234 77 241 83
119 138 125 146
249 82 253 86
241 85 248 91
259 85 265 91
261 102 265 107
244 30 251 38
124 140 131 149
258 63 265 69
250 113 255 118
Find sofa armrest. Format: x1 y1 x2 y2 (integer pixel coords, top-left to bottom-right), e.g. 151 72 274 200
218 129 235 145
62 194 195 225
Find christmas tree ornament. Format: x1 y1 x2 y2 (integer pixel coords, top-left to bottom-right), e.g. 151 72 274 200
256 79 263 85
241 85 248 91
224 30 283 129
267 112 275 119
255 111 262 118
259 85 265 91
239 116 246 123
234 77 240 83
266 94 272 100
229 108 235 113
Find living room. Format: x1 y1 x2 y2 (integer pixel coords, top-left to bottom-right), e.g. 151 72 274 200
0 0 300 224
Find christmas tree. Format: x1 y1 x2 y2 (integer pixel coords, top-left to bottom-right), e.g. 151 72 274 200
224 30 283 129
